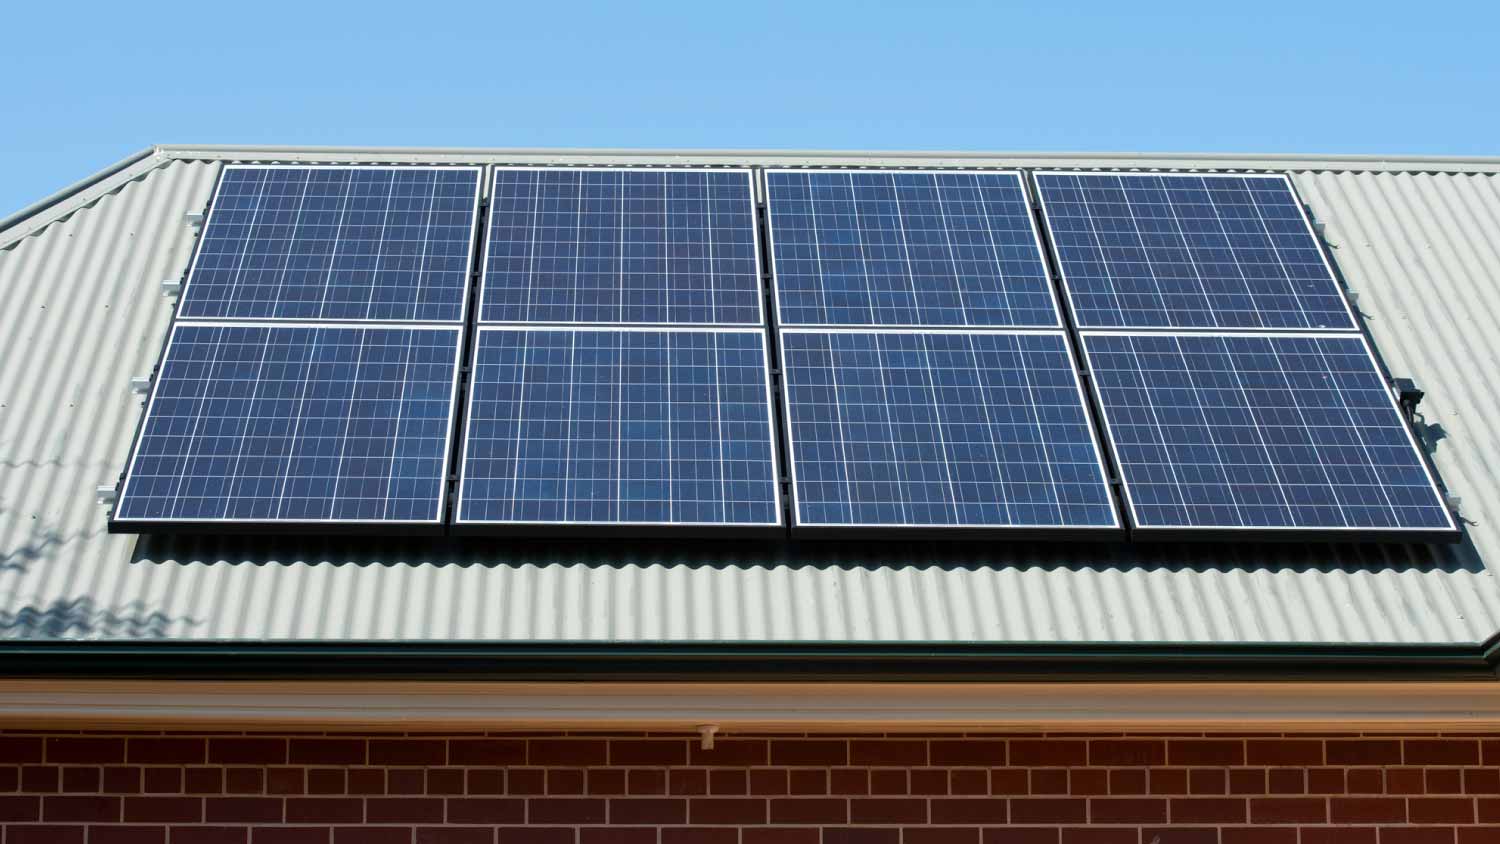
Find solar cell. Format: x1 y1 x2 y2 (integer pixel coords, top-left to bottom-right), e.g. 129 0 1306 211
456 327 781 530
1034 172 1356 331
481 168 762 325
1081 331 1455 536
765 169 1059 328
779 329 1118 532
179 166 481 323
113 323 461 528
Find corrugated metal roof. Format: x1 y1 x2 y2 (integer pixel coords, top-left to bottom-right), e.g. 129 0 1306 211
2 148 1498 645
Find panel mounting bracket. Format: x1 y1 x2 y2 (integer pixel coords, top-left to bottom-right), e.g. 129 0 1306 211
1392 377 1424 422
129 375 152 395
161 278 182 297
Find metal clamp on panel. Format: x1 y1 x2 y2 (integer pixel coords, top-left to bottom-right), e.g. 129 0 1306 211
183 211 205 227
94 485 117 505
129 375 152 395
161 278 182 297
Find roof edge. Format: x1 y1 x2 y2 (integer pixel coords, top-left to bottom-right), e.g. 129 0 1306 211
0 146 162 250
155 144 1500 174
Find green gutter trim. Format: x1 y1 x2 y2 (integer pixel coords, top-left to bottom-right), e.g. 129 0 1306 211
1 641 1494 683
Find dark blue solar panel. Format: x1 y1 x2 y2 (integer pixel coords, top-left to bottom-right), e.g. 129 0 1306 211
457 328 780 526
1082 332 1453 533
779 330 1117 529
766 170 1058 328
115 324 461 524
1035 172 1355 331
481 168 762 325
179 166 480 323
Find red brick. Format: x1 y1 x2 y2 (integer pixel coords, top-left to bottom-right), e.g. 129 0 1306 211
448 738 524 766
661 829 739 844
912 768 949 795
1233 768 1271 794
345 768 385 795
253 829 330 844
1307 768 1344 795
930 739 1006 766
1426 768 1463 794
870 769 907 794
415 829 491 844
143 767 182 793
769 796 848 823
853 796 928 823
823 829 899 844
332 830 410 844
127 738 205 766
367 739 445 766
288 738 366 765
1060 831 1137 844
905 830 980 844
1485 739 1500 766
743 829 819 844
1331 796 1406 823
209 738 287 765
61 766 100 792
688 796 766 824
1090 796 1166 823
123 795 201 822
930 797 1010 824
749 768 788 795
264 767 304 795
496 828 573 844
1466 768 1500 794
1378 829 1456 844
609 739 686 766
981 830 1059 844
1386 767 1424 794
1150 768 1188 794
546 769 583 795
1143 830 1219 844
581 828 654 844
366 795 441 823
1347 769 1384 794
1029 769 1067 795
1107 769 1144 796
829 769 866 795
1410 796 1476 823
46 736 125 764
1251 796 1328 823
530 796 606 823
1170 796 1247 823
1327 739 1402 765
287 797 362 823
1482 796 1500 822
669 768 707 795
770 739 848 766
610 797 687 824
464 769 503 795
1010 796 1086 823
1247 739 1324 765
90 827 168 844
0 736 43 763
204 796 283 823
225 767 265 794
1458 829 1500 844
171 829 249 844
182 767 219 795
528 739 606 766
1220 830 1298 844
0 765 18 790
1406 739 1480 765
1090 739 1165 766
508 769 544 795
10 828 84 844
954 769 991 795
1169 739 1245 766
586 768 624 795
43 793 120 821
689 738 767 766
708 769 747 794
1189 767 1227 794
424 769 462 796
1009 739 1086 766
447 797 524 824
1299 829 1378 844
1269 768 1305 794
851 739 927 766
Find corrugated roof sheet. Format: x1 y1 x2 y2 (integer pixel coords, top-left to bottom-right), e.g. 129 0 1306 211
2 150 1498 644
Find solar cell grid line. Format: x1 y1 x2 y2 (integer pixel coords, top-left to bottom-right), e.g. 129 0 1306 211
1079 331 1456 539
110 322 462 531
479 167 763 326
764 169 1062 329
1033 171 1357 331
177 165 482 323
455 326 782 533
777 328 1120 534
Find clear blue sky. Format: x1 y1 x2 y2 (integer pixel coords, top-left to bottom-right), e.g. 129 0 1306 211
7 0 1497 218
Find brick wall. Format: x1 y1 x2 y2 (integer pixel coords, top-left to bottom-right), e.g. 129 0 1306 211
0 730 1496 843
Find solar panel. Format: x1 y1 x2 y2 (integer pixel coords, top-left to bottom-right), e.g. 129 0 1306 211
480 168 762 325
765 169 1060 328
455 327 781 531
779 329 1119 532
113 323 461 528
1034 172 1356 331
1081 331 1455 537
178 166 481 323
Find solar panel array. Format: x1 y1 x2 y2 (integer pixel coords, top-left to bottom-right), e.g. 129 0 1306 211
457 167 781 531
765 169 1118 533
113 163 1454 542
113 166 479 530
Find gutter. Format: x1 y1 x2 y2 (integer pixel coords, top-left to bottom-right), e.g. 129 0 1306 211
1 640 1495 682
